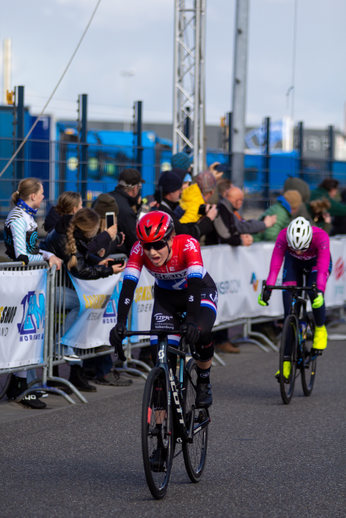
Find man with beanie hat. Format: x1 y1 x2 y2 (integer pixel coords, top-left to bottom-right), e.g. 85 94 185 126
107 168 144 256
253 190 302 242
156 171 217 240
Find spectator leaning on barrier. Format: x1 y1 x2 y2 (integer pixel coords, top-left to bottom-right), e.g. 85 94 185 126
156 171 217 240
4 178 62 409
44 191 83 233
211 186 277 247
253 190 302 242
42 208 126 391
107 168 145 256
283 176 312 222
83 195 130 387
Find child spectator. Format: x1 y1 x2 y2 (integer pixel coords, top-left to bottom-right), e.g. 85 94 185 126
44 191 82 233
4 178 61 409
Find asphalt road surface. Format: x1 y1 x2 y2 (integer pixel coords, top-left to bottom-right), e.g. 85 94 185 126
0 334 345 517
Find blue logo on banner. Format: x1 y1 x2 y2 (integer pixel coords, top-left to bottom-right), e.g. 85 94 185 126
102 280 122 324
17 291 45 336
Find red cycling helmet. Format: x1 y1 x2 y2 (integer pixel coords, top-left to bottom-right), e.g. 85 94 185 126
136 211 174 243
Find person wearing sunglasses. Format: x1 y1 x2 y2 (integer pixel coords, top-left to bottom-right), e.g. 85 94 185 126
258 217 332 380
110 211 218 409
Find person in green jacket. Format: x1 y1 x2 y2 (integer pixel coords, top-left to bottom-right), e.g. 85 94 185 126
253 190 302 242
310 178 346 220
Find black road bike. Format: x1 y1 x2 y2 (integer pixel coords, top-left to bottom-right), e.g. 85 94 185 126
126 330 210 500
263 271 321 404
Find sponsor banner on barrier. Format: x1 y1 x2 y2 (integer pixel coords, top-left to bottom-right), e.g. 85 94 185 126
0 269 47 369
61 272 123 349
59 237 346 346
129 267 155 335
325 238 346 306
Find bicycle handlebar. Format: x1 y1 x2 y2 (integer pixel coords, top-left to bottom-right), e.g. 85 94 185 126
263 280 318 296
126 330 181 337
125 329 201 360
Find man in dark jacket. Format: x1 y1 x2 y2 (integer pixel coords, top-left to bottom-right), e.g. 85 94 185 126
155 171 217 239
107 169 145 257
211 186 277 245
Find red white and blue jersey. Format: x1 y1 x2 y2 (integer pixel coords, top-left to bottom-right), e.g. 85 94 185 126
124 234 215 291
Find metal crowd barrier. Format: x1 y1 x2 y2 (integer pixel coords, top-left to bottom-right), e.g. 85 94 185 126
2 251 345 407
0 261 78 405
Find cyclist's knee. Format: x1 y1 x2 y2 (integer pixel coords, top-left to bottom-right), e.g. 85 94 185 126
196 341 214 362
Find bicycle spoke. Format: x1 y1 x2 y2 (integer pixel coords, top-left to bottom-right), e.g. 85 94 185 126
182 358 209 482
142 367 174 500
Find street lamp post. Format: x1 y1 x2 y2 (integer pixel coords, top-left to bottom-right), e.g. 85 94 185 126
120 69 136 131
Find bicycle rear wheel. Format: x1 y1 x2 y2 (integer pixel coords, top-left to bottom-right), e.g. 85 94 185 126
141 366 174 500
0 373 11 400
182 358 209 482
301 315 316 396
279 314 298 404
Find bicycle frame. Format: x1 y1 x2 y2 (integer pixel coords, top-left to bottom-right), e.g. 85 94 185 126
264 276 318 365
127 330 210 444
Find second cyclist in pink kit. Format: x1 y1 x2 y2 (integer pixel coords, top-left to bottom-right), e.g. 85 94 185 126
258 217 332 380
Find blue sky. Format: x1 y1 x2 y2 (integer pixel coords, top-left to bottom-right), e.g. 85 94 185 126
0 0 345 130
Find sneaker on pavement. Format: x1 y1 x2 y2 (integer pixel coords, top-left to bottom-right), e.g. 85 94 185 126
216 341 240 354
312 325 328 350
94 370 132 386
69 365 97 392
18 393 47 409
195 382 212 408
150 444 167 472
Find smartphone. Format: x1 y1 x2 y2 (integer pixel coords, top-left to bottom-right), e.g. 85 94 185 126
105 212 115 229
109 258 125 267
215 163 229 173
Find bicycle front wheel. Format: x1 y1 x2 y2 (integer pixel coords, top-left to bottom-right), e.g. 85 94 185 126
182 358 209 482
301 315 316 396
141 366 174 500
279 314 298 404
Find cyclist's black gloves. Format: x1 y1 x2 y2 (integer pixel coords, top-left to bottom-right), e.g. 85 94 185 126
180 321 200 346
110 323 127 362
258 288 272 306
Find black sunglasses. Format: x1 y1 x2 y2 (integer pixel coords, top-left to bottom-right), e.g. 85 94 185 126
142 241 167 251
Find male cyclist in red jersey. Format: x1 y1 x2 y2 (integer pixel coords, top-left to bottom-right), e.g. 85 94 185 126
258 217 332 380
110 211 218 409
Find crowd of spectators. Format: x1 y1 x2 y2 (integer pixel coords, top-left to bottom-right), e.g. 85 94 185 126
2 153 346 409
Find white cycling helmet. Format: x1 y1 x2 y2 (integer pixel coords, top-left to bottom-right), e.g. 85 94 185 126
286 217 313 251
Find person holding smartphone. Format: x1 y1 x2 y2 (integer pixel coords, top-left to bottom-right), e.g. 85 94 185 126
92 193 125 257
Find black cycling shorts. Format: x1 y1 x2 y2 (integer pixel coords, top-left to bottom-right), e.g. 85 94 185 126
149 285 218 364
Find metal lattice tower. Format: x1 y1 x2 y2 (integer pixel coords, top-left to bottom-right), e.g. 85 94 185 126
173 0 206 174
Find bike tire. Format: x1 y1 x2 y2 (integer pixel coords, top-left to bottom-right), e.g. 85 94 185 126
279 314 298 405
141 366 174 500
301 315 316 397
0 373 11 400
182 358 209 482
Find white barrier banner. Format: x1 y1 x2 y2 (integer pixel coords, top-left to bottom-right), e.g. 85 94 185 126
61 272 123 349
127 237 346 330
325 238 346 306
0 269 47 369
60 237 346 345
130 267 154 332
